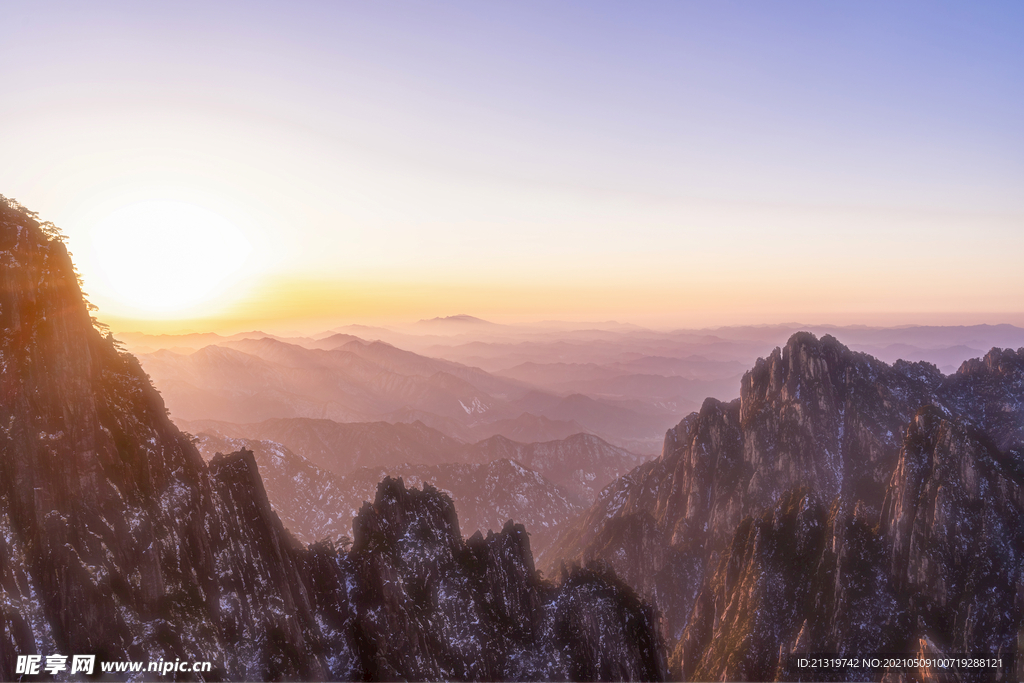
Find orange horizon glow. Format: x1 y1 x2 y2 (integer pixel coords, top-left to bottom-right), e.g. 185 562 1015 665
4 4 1021 338
92 271 1024 337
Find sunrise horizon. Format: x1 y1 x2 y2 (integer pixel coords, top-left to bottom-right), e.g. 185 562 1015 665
2 4 1024 679
4 2 1020 341
95 307 1024 340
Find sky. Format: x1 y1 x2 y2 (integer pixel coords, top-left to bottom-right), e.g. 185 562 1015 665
1 1 1022 333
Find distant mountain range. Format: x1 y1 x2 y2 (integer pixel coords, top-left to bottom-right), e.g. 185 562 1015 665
123 318 1024 459
193 433 584 555
182 417 642 505
182 417 467 472
140 337 680 453
414 314 500 330
463 433 643 506
0 195 665 681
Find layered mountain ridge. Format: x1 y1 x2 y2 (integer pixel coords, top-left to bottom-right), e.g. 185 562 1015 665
181 416 641 507
136 333 677 453
0 198 666 680
192 433 584 554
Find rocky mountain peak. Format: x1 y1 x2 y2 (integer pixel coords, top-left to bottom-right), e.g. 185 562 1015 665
547 329 1024 678
351 476 463 558
957 346 1024 377
0 198 667 681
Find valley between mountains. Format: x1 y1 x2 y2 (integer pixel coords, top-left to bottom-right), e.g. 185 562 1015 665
0 198 664 681
4 194 1024 681
173 331 1024 681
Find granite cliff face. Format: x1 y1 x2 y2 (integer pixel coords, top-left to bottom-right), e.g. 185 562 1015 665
547 332 1024 680
0 197 666 681
675 408 1024 682
881 408 1024 664
545 335 934 639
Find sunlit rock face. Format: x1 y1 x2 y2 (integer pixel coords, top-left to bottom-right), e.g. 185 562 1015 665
881 408 1024 664
676 409 1024 682
0 199 666 682
545 334 938 642
547 327 1024 680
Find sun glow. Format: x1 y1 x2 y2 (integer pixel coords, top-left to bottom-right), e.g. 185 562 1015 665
88 201 252 315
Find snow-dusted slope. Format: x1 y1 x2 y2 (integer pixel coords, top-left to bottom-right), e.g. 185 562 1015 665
0 197 666 681
547 332 1024 680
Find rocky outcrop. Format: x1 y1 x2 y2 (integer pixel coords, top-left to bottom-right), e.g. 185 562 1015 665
196 434 357 545
674 492 903 681
881 407 1024 666
545 335 938 640
546 329 1024 679
328 478 665 681
344 458 583 555
0 197 666 681
670 408 1024 682
941 348 1024 450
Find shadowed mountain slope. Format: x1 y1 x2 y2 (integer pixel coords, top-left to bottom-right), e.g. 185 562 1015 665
0 197 666 681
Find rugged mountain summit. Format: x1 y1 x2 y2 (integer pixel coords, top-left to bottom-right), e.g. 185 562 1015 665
0 198 665 680
330 477 665 681
545 334 936 638
546 331 1024 679
941 347 1024 449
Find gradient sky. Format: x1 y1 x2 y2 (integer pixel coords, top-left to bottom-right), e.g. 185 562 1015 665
2 1 1022 332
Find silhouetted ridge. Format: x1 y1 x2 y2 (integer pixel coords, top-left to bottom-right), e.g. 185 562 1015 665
0 198 666 681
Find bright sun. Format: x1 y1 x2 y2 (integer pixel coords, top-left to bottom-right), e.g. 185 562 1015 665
89 201 252 314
